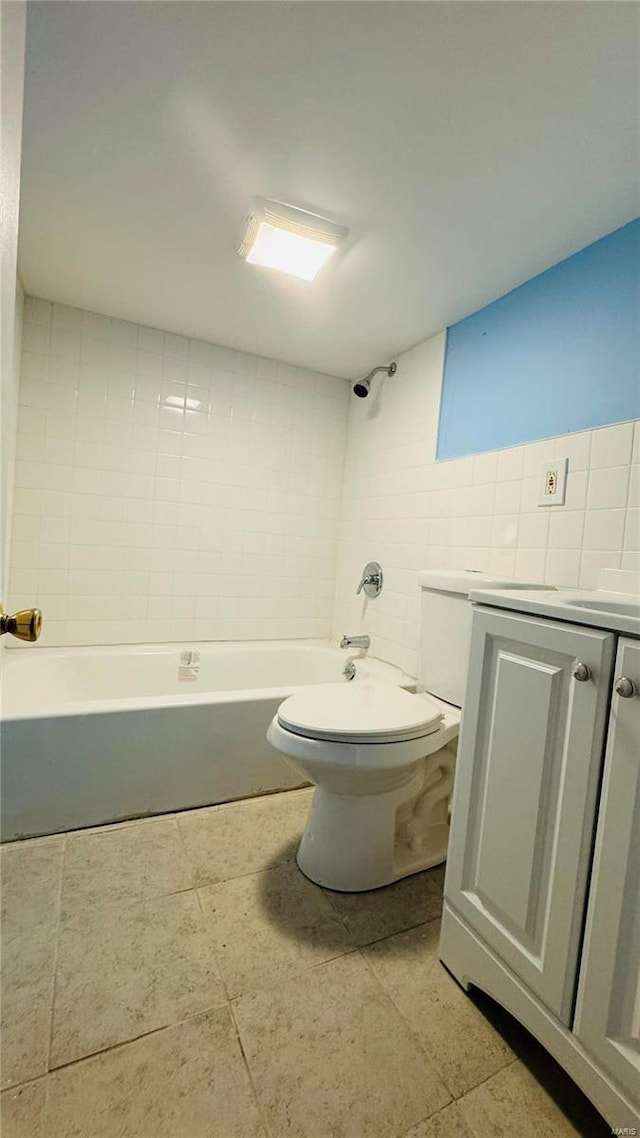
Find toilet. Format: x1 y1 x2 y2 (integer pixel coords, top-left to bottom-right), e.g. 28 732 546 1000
267 570 534 891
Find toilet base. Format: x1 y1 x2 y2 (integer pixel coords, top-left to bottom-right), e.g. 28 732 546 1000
296 742 456 892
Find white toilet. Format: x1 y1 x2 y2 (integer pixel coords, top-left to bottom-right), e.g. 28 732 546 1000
267 570 533 891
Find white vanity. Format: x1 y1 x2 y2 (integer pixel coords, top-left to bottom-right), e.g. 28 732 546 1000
440 571 640 1130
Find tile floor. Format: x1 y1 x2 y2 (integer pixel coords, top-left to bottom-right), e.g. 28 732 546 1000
1 788 610 1137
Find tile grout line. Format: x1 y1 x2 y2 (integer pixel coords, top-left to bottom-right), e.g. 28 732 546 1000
171 811 197 897
396 1069 517 1138
358 918 517 1108
227 1001 274 1138
200 914 362 1005
42 815 227 1078
352 943 462 1137
44 832 67 1075
386 953 519 1110
193 884 236 1005
37 1000 230 1082
356 940 457 1096
24 941 375 1090
172 813 239 1007
188 852 300 893
345 909 442 952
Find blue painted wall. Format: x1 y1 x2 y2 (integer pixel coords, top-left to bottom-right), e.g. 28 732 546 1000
437 218 640 460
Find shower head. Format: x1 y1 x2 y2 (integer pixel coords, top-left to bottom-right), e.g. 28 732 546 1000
353 361 397 398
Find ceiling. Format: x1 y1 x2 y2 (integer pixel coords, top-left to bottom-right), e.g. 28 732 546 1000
19 1 639 379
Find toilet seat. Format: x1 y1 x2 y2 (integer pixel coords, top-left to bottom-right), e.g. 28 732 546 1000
276 681 443 744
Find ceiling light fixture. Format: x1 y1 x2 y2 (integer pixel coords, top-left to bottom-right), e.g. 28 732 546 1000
238 198 348 282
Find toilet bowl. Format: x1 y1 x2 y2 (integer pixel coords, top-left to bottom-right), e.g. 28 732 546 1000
267 570 541 892
267 681 460 891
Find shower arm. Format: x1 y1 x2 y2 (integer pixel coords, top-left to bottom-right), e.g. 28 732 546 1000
366 363 397 382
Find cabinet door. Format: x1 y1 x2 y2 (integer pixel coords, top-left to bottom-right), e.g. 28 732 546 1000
574 637 640 1105
445 606 614 1024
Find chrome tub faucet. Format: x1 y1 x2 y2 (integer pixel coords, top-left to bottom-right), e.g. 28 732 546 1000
340 634 370 651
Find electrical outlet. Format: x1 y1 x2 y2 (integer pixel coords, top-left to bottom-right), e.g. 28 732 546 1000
538 457 568 506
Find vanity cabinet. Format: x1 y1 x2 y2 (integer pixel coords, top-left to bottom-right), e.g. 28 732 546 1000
444 608 615 1024
574 637 640 1105
442 607 640 1128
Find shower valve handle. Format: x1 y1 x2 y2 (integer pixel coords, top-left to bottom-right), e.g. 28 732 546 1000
356 562 383 599
357 573 378 594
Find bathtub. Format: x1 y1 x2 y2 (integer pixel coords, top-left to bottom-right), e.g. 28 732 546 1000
0 640 409 841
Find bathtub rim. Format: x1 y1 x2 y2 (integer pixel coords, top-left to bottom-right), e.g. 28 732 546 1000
1 638 413 722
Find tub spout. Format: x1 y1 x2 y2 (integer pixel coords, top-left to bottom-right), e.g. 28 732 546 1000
340 634 370 651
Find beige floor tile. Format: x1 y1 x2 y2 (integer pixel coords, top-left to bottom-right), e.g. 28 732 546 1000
61 817 192 916
403 1101 474 1138
363 920 513 1097
199 859 354 998
1 921 56 1089
458 1059 595 1137
50 890 225 1066
5 1008 266 1138
0 836 64 930
1 1080 47 1138
233 951 451 1138
324 864 444 946
177 788 313 886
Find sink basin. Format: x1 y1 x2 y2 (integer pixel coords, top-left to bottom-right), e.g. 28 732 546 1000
563 597 640 618
470 575 640 635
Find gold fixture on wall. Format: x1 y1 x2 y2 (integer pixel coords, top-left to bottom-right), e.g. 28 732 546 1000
0 605 42 642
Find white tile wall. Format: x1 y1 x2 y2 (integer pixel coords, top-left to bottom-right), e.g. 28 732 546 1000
2 282 23 606
9 298 349 645
10 302 638 662
331 332 640 676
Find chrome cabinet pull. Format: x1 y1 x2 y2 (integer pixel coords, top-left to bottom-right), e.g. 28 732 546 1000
615 677 637 699
573 662 591 682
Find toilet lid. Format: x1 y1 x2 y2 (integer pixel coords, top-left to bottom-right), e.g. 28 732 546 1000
277 682 443 744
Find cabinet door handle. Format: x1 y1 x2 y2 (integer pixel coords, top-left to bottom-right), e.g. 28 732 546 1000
573 662 591 682
615 676 637 698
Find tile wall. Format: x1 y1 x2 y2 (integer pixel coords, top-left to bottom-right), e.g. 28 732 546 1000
9 302 638 665
9 298 349 645
332 332 640 676
1 283 23 605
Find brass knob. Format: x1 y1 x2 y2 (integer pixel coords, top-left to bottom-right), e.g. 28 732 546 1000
0 606 42 642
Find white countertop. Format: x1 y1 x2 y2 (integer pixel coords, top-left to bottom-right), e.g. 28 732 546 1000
470 587 640 637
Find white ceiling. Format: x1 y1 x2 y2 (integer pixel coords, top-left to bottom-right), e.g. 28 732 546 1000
19 1 639 379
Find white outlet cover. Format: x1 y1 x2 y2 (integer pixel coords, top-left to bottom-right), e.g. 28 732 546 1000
538 456 568 506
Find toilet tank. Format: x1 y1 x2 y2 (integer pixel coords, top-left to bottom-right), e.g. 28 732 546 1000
418 570 536 708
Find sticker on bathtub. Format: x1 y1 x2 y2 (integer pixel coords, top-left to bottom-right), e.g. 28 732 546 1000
178 649 200 682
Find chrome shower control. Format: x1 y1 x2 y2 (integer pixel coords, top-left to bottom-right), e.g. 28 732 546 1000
356 561 383 598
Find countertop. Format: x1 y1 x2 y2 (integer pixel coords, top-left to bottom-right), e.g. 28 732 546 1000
469 587 640 638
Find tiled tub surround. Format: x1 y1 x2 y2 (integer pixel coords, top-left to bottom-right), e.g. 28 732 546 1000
10 299 638 669
332 332 640 676
1 641 405 840
0 789 609 1138
9 297 349 646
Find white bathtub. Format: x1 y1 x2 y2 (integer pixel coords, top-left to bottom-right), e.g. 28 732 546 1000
0 640 409 840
